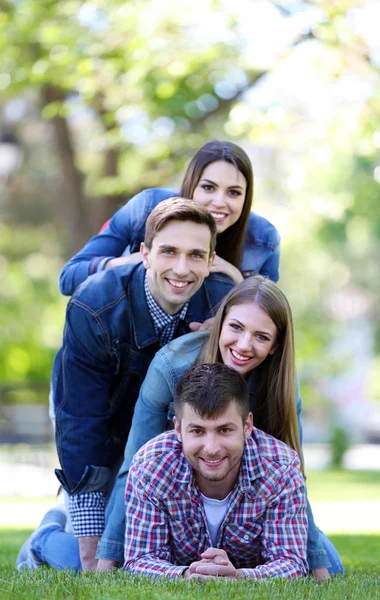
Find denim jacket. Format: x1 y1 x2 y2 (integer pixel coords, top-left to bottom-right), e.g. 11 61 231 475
97 332 330 571
59 188 280 296
53 265 234 495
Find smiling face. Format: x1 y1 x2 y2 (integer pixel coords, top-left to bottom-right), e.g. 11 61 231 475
174 401 253 499
141 219 214 315
219 302 279 377
192 160 247 234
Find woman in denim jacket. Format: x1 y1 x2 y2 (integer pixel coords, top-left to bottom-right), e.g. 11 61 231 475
97 277 343 581
59 140 280 296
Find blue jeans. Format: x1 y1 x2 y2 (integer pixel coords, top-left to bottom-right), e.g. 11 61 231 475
32 524 81 571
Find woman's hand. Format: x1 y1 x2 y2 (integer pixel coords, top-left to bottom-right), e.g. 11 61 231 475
210 255 243 285
104 253 142 270
312 567 330 583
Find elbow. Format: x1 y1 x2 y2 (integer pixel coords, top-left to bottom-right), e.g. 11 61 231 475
59 271 72 296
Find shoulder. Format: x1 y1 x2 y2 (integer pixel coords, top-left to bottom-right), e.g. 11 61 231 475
161 331 208 356
245 212 280 249
125 187 178 211
153 331 208 382
68 263 141 313
202 271 235 297
247 427 300 473
130 432 187 496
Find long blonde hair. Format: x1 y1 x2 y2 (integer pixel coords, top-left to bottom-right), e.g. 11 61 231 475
198 275 303 471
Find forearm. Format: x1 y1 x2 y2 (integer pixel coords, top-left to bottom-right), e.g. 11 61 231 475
240 557 306 580
79 536 101 571
125 558 187 578
306 496 330 569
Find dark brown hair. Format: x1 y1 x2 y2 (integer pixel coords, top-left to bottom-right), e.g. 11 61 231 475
180 141 254 269
174 363 249 422
144 196 217 256
197 275 303 471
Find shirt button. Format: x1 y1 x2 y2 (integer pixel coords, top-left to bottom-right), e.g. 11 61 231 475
244 534 249 542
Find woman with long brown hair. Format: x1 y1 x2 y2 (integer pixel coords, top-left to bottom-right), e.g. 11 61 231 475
97 276 343 578
59 141 280 295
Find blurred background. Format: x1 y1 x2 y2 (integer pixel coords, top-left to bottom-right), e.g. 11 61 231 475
0 0 379 529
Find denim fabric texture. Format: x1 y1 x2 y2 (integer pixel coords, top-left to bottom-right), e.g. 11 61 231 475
59 187 280 296
97 332 339 572
53 264 234 496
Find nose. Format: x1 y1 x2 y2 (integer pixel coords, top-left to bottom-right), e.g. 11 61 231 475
172 253 190 278
210 191 226 209
236 332 252 352
202 432 221 458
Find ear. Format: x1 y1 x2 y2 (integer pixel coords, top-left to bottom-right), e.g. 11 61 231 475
173 416 182 443
244 412 253 439
140 242 150 270
206 251 216 274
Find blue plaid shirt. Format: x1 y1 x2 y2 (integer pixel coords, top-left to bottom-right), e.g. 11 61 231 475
124 430 308 579
70 277 189 538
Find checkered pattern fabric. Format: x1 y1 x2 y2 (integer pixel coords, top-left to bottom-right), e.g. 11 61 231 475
144 276 188 346
124 430 308 579
69 492 106 537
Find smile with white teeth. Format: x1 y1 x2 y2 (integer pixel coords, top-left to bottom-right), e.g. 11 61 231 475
231 349 251 362
167 279 189 288
210 211 228 221
201 457 224 464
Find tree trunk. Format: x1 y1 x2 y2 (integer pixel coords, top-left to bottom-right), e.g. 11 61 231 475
42 85 90 256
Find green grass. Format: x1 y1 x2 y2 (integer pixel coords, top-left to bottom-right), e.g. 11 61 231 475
1 470 380 599
306 469 380 502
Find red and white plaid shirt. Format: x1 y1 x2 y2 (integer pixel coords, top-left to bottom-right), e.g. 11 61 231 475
124 429 308 579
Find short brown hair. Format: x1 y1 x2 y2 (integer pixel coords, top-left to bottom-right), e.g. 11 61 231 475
144 197 217 256
174 363 249 423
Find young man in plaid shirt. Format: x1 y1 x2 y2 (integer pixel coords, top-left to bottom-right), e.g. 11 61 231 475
124 363 308 580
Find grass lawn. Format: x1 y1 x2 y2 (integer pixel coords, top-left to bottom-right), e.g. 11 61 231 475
0 469 379 599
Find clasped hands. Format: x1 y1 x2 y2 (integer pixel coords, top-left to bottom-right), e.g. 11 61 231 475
183 548 243 581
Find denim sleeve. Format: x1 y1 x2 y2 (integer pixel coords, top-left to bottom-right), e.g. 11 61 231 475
258 242 280 283
54 301 115 493
97 352 177 564
296 374 331 570
58 189 170 296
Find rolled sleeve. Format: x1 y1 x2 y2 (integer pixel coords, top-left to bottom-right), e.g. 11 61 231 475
69 492 106 537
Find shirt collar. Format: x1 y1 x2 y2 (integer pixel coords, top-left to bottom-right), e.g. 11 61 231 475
144 274 189 331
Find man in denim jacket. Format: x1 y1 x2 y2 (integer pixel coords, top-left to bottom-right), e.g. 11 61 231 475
52 198 234 569
124 363 308 579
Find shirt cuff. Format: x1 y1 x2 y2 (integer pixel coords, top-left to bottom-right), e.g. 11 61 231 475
69 491 106 537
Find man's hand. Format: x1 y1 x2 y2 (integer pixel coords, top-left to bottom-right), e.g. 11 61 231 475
97 559 119 572
184 548 244 580
78 536 101 571
189 317 215 332
312 567 330 583
105 253 142 270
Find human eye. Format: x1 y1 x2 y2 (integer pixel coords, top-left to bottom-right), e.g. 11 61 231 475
201 184 214 192
228 189 243 198
229 322 242 331
256 333 270 342
162 248 174 255
190 252 204 260
219 427 232 434
189 428 203 436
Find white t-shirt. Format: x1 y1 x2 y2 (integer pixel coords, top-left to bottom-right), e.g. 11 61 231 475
201 492 232 546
